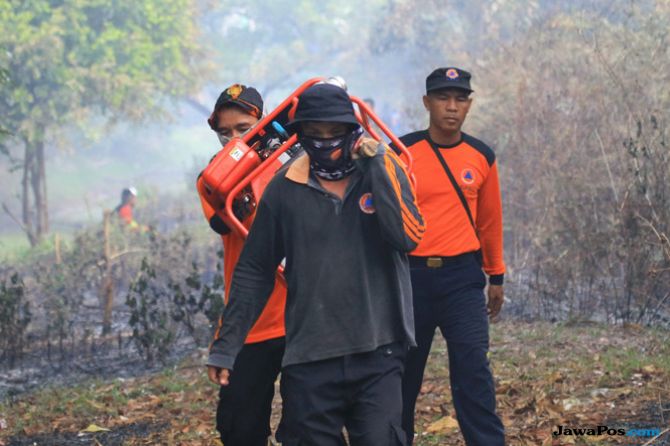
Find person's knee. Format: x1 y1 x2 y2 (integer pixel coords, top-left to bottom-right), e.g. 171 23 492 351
450 342 490 369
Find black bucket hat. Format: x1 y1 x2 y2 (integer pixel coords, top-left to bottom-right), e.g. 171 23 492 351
287 83 359 130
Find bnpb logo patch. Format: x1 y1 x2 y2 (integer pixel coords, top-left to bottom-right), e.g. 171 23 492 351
461 169 475 184
359 192 376 214
446 68 460 79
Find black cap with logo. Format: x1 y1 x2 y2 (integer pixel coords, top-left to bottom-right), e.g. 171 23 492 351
426 67 474 94
208 84 263 130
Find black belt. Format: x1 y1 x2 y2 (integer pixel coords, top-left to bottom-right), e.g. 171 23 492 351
408 251 479 268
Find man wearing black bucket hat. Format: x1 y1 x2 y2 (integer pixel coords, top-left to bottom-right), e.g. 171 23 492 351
398 67 506 445
207 82 425 445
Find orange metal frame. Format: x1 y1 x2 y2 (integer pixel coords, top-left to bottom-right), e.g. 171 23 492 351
221 77 414 239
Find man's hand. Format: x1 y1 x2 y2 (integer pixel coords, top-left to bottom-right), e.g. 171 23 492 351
352 137 379 159
207 366 231 386
487 285 504 319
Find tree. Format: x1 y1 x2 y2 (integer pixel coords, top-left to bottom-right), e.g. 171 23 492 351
200 0 387 97
370 0 670 324
0 67 11 151
0 67 9 129
0 0 211 245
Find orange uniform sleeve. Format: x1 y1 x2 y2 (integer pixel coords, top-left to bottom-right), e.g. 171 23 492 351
475 160 505 280
365 145 425 252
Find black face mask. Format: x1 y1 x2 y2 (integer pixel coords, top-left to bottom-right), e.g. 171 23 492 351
299 126 363 180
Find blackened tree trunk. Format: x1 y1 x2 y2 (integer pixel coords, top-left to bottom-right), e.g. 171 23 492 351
20 137 48 247
32 138 48 236
21 141 37 246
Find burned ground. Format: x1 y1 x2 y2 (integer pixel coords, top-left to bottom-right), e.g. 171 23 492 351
1 321 668 446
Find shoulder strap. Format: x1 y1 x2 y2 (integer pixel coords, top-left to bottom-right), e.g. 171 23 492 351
427 139 476 230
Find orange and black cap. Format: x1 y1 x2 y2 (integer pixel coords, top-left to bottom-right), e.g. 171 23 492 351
426 67 473 94
208 84 263 130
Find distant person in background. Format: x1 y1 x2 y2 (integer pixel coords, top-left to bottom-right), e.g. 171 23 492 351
398 67 506 445
199 84 287 446
115 187 140 229
115 187 152 233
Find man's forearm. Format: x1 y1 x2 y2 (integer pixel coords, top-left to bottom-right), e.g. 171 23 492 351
207 264 277 370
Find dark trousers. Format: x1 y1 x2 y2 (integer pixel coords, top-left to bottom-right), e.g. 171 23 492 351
401 253 505 446
216 336 285 446
278 343 407 446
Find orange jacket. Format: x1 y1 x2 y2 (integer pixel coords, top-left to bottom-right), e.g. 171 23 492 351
197 176 286 343
117 204 134 225
399 131 505 282
116 203 143 231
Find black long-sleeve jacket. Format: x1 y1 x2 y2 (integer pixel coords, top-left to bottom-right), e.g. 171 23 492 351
207 144 425 369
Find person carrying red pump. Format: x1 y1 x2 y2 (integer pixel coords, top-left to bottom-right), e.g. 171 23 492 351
207 83 424 446
198 84 286 446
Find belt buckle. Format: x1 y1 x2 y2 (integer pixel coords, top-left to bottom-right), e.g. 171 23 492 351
426 257 443 268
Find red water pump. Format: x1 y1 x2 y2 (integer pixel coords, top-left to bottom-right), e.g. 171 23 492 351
198 77 413 239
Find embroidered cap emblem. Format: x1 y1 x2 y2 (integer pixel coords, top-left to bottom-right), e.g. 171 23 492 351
446 68 460 80
226 84 243 99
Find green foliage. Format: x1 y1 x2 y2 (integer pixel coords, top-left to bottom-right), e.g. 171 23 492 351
126 257 176 365
472 5 670 324
168 262 202 334
0 0 211 245
0 66 11 158
35 229 105 356
202 0 386 95
0 271 31 368
0 233 35 263
169 253 224 346
126 230 223 363
0 0 208 137
200 249 225 328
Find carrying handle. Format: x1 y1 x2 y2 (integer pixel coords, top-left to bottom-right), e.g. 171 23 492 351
350 96 414 183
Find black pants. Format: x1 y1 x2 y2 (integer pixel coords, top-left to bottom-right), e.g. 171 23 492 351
278 343 407 446
216 336 285 446
402 253 505 446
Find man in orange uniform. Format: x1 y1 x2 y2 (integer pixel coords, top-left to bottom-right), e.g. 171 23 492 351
399 68 506 445
198 84 286 446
